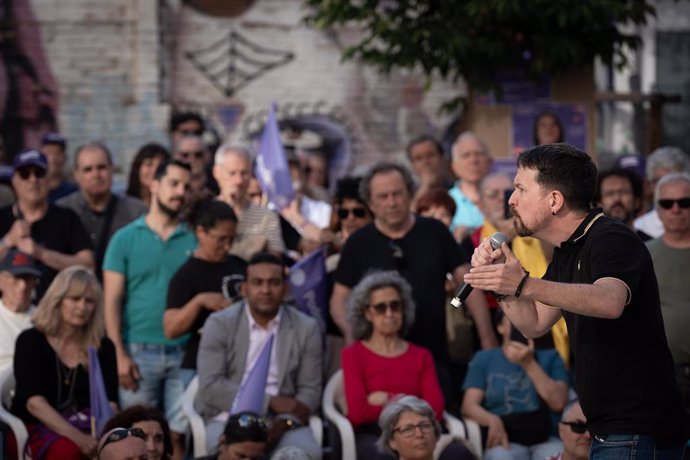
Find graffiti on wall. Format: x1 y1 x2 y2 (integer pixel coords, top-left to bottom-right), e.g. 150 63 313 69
0 0 59 163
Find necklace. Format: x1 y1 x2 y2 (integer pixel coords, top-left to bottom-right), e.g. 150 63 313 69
61 362 78 386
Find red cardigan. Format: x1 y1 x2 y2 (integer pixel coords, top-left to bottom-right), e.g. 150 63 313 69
341 341 445 428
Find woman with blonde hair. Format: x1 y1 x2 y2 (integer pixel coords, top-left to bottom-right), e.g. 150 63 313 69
10 266 118 459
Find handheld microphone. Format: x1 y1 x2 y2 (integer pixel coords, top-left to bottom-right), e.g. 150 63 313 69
450 232 508 308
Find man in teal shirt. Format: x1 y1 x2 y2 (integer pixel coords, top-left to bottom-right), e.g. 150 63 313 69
103 159 196 459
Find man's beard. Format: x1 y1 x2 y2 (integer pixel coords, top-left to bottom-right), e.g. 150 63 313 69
157 196 183 219
513 213 534 237
607 203 635 225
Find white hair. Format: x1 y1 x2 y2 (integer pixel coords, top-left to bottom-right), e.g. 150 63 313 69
451 131 489 163
213 143 253 166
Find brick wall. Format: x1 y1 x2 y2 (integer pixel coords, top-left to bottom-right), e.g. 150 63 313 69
30 0 464 178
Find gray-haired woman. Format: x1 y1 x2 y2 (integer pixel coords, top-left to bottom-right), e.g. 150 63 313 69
341 271 473 460
376 395 445 460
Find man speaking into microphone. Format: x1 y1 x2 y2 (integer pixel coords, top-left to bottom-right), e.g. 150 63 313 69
464 143 687 459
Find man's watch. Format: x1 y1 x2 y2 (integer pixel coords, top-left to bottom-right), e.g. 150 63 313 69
274 413 303 430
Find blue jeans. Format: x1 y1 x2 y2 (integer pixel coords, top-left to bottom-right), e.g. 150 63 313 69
119 343 187 433
590 434 686 459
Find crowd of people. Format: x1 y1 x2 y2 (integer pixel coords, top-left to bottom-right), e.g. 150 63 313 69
0 109 689 460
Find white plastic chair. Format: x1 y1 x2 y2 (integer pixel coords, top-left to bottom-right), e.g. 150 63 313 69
181 376 207 457
323 369 478 460
0 367 29 459
181 375 323 457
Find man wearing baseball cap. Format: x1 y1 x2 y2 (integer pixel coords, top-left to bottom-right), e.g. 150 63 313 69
0 249 41 372
0 149 93 299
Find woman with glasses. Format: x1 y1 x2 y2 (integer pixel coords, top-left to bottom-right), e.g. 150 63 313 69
10 266 118 459
328 177 371 253
197 411 269 460
102 405 173 460
342 271 473 460
376 395 444 460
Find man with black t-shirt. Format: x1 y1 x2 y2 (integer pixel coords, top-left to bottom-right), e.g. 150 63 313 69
0 149 93 299
164 200 247 377
465 143 687 458
331 162 497 408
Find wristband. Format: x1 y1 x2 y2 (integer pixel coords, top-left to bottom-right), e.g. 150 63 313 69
493 292 508 302
514 270 530 298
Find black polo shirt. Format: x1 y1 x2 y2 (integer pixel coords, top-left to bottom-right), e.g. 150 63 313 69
544 208 687 443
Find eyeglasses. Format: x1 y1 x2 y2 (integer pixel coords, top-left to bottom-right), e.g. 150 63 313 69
370 300 403 315
338 207 367 219
394 420 435 438
560 420 587 434
17 167 47 180
388 241 406 269
178 150 205 161
231 413 269 432
98 427 146 455
657 198 690 210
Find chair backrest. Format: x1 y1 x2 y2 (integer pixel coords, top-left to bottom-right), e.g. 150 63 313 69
181 376 208 457
1 367 15 408
0 367 29 459
322 369 356 460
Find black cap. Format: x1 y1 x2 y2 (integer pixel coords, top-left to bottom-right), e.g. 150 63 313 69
0 249 42 277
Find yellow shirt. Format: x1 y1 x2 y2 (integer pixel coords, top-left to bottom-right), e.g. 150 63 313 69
481 220 570 367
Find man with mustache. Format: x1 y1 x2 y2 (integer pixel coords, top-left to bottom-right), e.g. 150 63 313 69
103 160 197 460
595 167 651 241
464 143 687 458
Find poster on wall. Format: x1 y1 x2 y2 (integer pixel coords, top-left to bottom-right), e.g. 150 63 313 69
512 103 588 156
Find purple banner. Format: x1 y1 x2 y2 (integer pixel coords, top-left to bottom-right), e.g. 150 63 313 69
255 103 294 210
88 346 114 437
512 103 588 156
288 248 327 336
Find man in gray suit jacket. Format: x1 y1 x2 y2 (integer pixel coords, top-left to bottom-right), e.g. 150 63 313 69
197 252 323 459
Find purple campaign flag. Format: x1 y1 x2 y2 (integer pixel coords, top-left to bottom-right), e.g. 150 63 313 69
288 248 327 336
230 333 275 415
255 103 294 210
88 346 115 437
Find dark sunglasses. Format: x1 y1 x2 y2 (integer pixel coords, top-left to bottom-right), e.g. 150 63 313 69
338 207 367 219
370 299 403 315
179 150 205 160
98 427 146 455
17 167 47 180
560 420 587 434
657 198 690 210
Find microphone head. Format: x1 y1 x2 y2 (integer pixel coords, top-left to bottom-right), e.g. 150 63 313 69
490 232 509 250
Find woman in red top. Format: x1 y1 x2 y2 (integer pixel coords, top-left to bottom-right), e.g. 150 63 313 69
341 270 473 460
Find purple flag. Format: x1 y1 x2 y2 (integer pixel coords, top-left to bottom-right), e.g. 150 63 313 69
255 103 294 210
88 346 114 437
288 248 327 336
230 333 275 415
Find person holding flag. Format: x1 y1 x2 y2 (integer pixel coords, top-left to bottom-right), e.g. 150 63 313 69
197 252 323 459
10 266 117 459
